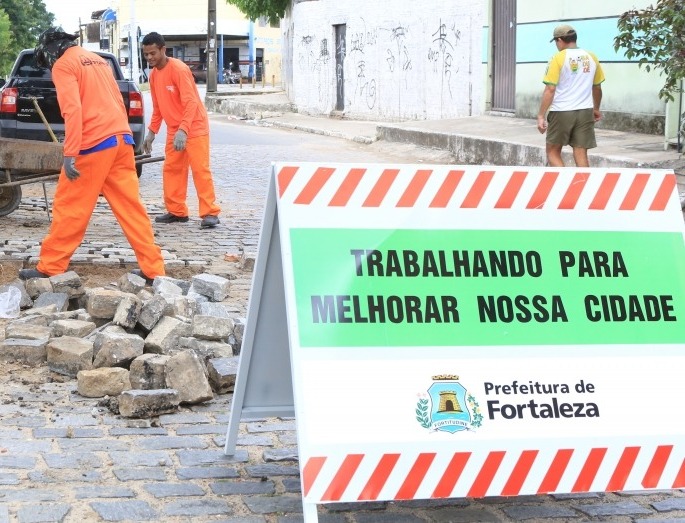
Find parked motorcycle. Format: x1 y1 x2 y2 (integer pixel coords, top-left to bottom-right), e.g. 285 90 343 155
222 62 242 84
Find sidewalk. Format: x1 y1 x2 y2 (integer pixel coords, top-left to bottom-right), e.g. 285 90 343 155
205 87 685 194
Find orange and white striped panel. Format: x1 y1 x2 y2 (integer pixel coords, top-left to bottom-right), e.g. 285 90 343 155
276 164 679 213
302 444 685 503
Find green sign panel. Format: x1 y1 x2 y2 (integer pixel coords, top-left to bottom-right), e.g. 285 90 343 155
291 228 685 347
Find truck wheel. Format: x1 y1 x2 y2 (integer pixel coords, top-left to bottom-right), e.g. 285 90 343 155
0 185 21 217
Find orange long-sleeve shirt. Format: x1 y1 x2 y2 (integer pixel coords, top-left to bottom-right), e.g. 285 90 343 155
148 58 209 138
52 46 132 157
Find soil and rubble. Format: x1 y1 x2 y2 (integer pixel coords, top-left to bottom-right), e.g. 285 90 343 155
0 270 245 418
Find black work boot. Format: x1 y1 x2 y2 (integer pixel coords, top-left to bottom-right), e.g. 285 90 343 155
19 268 49 280
155 213 189 224
130 269 154 286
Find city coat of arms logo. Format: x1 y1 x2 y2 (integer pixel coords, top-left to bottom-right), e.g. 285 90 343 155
415 374 482 433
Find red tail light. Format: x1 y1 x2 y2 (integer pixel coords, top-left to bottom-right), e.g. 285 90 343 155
129 91 143 117
0 87 18 113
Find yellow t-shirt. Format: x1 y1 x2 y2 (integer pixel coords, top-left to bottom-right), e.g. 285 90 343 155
543 48 605 112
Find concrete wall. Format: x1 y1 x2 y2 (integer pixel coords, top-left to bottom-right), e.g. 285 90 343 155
283 0 485 120
484 0 675 135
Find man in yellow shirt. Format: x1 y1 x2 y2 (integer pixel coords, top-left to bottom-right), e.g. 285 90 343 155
537 24 605 167
141 32 221 229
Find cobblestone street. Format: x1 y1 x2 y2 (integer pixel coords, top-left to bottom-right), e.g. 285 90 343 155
1 119 685 522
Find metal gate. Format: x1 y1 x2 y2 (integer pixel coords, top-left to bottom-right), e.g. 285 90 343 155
334 24 346 111
492 0 516 112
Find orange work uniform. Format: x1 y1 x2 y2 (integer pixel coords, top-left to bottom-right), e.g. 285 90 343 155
37 46 165 278
148 57 220 218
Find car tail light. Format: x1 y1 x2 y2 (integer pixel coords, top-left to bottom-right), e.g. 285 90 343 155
0 87 18 113
129 91 143 117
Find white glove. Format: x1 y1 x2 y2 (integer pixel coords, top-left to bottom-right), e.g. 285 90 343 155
143 131 155 154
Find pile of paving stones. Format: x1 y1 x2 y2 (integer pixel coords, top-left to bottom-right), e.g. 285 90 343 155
0 270 245 418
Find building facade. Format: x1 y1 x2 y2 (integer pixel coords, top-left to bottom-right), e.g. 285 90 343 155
89 1 282 85
284 0 681 142
484 0 679 139
281 0 485 120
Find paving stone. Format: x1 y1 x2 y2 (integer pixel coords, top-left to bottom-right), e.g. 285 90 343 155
34 428 105 439
245 464 301 477
1 439 51 453
112 468 168 481
210 480 276 495
282 478 301 493
652 498 685 511
353 513 426 523
159 412 213 425
247 421 297 433
176 466 240 480
74 486 136 499
50 413 99 427
222 517 268 523
177 448 249 466
0 455 36 469
324 501 387 512
278 516 347 523
162 499 232 517
502 504 578 520
109 450 172 467
178 425 226 436
264 448 298 462
0 428 25 439
42 453 103 469
637 519 685 523
0 489 60 502
0 415 46 428
136 436 209 450
58 439 130 452
27 470 103 483
16 503 70 523
277 433 298 446
574 500 652 517
90 500 158 521
244 496 304 514
143 482 206 497
0 472 20 485
109 427 168 436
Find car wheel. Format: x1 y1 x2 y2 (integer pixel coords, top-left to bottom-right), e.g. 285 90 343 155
0 185 22 217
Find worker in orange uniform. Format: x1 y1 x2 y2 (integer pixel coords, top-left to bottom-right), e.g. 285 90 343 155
19 28 165 283
141 32 221 229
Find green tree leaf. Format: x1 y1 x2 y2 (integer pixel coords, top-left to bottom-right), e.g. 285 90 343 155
614 0 685 100
0 0 54 76
225 0 288 22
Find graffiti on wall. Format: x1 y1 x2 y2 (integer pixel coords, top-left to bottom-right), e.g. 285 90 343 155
297 32 332 110
293 11 472 118
428 18 461 98
348 19 378 109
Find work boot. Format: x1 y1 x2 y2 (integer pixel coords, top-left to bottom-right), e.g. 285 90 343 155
200 215 220 229
155 213 189 224
18 268 49 280
130 269 154 286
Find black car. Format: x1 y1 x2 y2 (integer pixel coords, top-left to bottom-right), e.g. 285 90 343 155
0 49 146 170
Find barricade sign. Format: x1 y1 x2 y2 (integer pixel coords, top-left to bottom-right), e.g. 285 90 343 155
226 163 685 522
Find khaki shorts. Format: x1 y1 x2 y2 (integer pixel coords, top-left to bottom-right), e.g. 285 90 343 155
546 108 597 149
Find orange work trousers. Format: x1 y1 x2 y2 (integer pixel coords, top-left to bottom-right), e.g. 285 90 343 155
162 133 221 218
37 136 165 278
